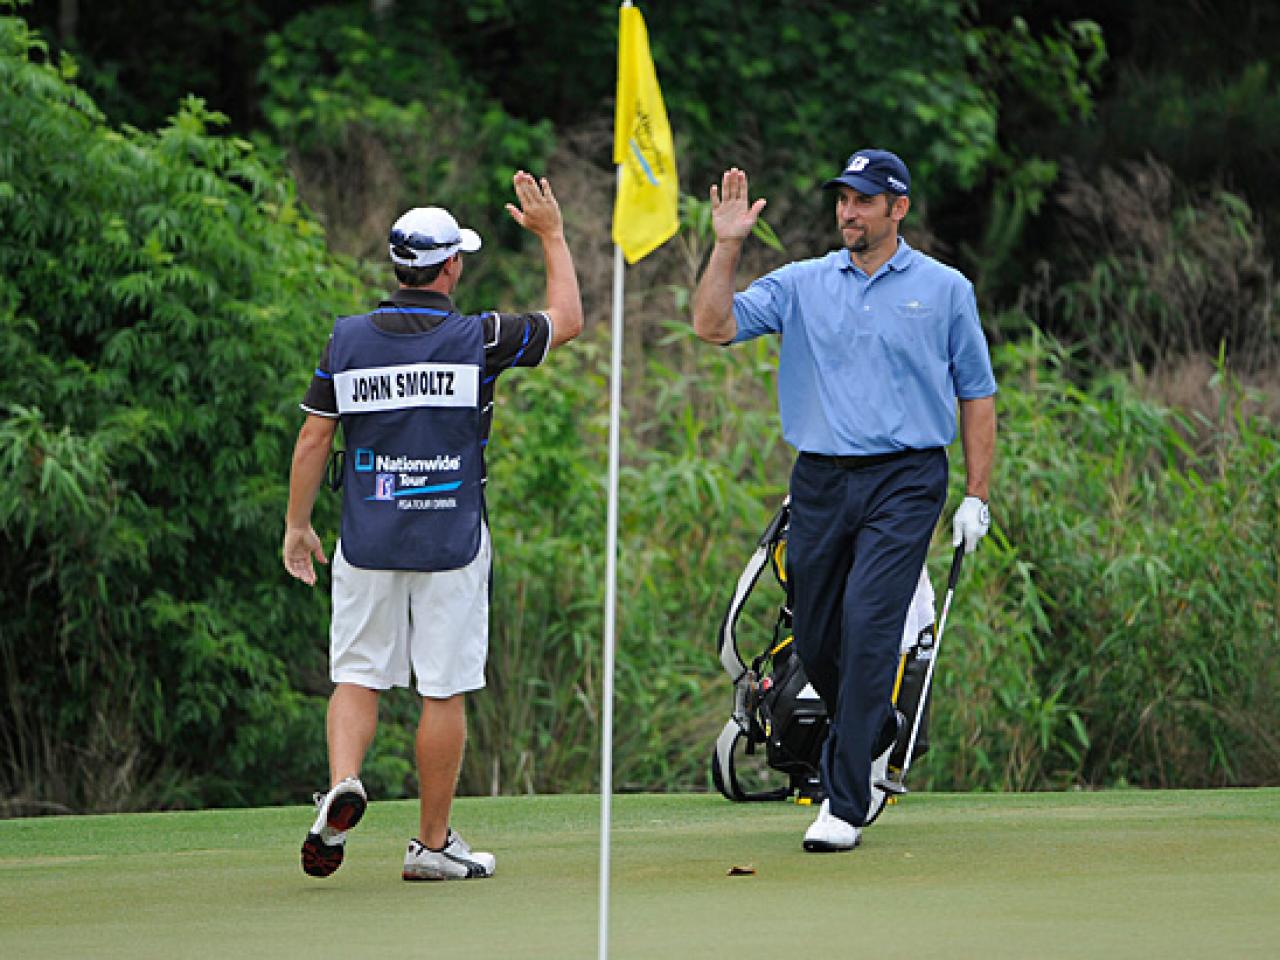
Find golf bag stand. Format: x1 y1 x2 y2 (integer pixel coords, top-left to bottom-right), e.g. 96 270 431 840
709 497 938 825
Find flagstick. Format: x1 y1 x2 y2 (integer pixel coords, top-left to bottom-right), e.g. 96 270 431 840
599 169 626 960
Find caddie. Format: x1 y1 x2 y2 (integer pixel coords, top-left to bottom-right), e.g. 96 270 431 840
283 171 583 881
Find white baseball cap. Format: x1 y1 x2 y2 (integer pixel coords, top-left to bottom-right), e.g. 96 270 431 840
388 207 482 267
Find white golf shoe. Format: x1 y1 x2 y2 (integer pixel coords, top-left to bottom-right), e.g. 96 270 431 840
802 799 862 852
300 777 367 878
402 830 496 881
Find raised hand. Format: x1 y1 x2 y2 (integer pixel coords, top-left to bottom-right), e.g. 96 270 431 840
710 168 768 242
505 170 564 238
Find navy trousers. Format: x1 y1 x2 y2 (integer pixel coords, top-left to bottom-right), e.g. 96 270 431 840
787 449 948 826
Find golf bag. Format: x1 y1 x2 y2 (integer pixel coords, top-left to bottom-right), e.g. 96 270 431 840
709 497 937 824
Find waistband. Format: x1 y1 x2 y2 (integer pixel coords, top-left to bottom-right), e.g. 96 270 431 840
799 448 930 470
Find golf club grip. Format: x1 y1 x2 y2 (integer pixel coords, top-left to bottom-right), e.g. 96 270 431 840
947 543 964 590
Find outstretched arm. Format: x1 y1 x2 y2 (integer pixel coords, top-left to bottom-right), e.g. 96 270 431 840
692 168 768 345
506 170 584 349
283 414 338 585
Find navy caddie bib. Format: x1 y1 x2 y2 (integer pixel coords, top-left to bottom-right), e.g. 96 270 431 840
329 307 484 571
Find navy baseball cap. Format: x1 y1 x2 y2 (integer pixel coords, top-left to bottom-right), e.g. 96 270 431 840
823 149 911 196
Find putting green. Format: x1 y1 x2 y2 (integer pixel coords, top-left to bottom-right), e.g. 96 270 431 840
1 789 1277 958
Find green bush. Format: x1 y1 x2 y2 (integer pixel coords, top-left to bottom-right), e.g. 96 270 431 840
432 1 1097 194
926 331 1280 790
256 3 554 305
0 15 364 812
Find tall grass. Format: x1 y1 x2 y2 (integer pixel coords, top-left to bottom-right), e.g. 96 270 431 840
462 320 790 795
926 331 1280 790
446 320 1280 796
1038 158 1280 374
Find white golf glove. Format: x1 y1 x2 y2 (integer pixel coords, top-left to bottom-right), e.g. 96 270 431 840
952 496 990 554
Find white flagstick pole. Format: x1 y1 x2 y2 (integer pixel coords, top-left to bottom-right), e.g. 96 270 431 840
598 166 626 960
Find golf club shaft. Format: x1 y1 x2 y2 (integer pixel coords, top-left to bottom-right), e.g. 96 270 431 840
893 544 964 784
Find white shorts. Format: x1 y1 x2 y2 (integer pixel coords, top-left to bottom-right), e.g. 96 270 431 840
329 525 490 698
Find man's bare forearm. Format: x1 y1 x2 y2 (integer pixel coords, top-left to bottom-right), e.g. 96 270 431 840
692 239 743 344
542 232 584 348
958 396 996 501
286 415 337 529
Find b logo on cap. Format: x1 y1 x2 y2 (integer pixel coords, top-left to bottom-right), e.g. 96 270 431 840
847 156 869 173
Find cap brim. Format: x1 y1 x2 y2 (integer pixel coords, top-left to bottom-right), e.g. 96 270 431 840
822 173 897 194
389 228 483 267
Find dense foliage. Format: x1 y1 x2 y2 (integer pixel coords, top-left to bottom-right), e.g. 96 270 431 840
3 1 1278 813
933 335 1279 790
255 3 555 292
0 15 363 811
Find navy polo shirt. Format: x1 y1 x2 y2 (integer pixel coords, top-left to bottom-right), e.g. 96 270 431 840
731 239 997 456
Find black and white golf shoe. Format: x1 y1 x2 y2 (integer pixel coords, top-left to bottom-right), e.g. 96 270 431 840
402 831 496 881
301 777 368 878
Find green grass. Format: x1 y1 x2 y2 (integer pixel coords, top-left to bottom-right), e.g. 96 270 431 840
1 790 1278 959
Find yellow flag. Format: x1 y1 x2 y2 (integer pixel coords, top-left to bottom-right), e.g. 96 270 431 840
612 3 678 264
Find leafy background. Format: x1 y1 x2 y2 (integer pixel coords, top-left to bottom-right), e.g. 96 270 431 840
2 0 1277 814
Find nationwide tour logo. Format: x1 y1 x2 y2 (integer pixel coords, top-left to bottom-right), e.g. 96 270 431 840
355 448 463 506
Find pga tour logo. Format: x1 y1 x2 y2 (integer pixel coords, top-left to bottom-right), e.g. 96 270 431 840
374 473 396 501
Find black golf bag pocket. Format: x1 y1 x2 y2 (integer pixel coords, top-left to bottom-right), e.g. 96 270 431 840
758 643 828 800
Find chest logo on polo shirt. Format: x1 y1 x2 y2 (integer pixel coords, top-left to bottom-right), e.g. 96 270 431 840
893 299 932 320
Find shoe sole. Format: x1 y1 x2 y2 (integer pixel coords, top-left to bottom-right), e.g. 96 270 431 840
326 792 367 833
301 792 367 878
401 872 491 881
802 837 861 853
302 833 344 877
402 863 493 882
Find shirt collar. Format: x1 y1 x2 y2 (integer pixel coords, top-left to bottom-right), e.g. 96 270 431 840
838 237 915 275
381 287 456 311
887 237 914 271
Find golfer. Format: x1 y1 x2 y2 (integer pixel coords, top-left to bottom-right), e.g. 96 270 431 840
282 171 583 880
692 149 996 851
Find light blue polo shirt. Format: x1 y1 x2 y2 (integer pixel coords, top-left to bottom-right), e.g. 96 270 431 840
731 239 997 456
